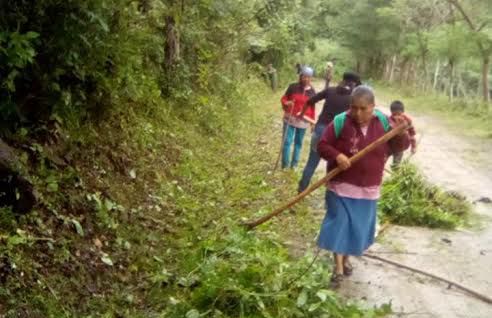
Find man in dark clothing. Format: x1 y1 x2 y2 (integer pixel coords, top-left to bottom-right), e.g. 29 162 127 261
297 72 361 193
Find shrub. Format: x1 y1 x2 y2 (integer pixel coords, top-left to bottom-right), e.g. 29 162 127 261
379 163 471 229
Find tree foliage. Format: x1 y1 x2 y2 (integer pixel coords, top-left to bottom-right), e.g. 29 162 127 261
0 0 323 133
318 0 492 101
2 0 492 132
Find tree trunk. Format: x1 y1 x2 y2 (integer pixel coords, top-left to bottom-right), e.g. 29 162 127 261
399 59 408 85
389 55 397 82
458 72 467 99
449 61 455 101
161 15 180 96
411 61 418 86
433 60 440 91
447 0 489 102
422 55 428 87
376 54 385 78
404 60 414 84
482 55 490 103
361 59 368 75
164 16 180 70
138 0 151 14
420 53 428 90
384 60 390 81
420 69 427 92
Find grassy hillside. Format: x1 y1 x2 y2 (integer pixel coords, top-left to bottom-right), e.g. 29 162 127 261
0 78 389 317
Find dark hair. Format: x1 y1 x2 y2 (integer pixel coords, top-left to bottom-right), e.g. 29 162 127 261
390 100 405 112
336 71 361 95
342 72 361 86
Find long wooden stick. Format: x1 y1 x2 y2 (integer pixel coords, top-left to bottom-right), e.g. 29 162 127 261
244 123 408 229
273 125 286 171
363 253 492 305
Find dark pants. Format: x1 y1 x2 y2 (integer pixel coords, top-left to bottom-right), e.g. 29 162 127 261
298 123 327 192
391 152 404 168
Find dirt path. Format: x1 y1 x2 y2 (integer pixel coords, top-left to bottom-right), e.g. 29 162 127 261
301 83 492 317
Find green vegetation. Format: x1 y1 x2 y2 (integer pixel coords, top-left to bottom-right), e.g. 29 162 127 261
0 80 391 315
301 0 492 107
0 0 323 133
1 0 489 316
2 2 374 315
379 163 472 229
162 230 390 317
2 1 491 133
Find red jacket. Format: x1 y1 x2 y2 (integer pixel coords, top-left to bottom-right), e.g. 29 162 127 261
318 111 410 187
390 113 416 149
281 82 316 120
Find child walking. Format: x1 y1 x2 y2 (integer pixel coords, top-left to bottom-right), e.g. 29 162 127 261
389 100 416 167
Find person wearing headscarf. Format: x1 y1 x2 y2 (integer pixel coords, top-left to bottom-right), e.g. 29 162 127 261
279 66 316 169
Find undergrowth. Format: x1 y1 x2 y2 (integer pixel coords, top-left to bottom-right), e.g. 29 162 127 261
379 163 472 229
0 78 388 317
161 228 390 318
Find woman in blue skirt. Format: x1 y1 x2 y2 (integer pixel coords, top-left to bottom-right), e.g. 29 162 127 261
317 85 410 287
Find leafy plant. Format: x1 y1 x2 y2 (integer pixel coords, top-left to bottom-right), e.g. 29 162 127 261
379 163 471 229
0 31 39 91
163 229 390 318
0 207 17 233
86 192 124 229
0 30 39 125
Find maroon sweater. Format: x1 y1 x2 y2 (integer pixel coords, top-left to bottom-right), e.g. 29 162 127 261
318 111 410 187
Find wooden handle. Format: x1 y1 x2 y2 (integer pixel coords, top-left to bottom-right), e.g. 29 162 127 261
243 123 408 230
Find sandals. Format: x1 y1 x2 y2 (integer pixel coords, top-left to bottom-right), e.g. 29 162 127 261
343 263 353 276
330 273 344 289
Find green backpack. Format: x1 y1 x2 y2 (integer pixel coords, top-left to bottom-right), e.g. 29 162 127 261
333 109 390 138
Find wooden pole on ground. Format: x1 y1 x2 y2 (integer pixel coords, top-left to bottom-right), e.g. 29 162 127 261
243 122 408 230
363 253 492 305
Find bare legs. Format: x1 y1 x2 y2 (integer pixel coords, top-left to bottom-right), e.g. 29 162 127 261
334 253 344 275
331 253 355 288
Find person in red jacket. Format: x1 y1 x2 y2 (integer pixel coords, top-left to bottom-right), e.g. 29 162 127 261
389 100 417 168
280 66 316 169
316 85 410 288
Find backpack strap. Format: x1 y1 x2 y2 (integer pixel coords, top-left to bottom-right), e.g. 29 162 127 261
333 112 347 138
374 109 390 132
333 109 390 139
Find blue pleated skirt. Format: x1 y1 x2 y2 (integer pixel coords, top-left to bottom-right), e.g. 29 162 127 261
318 191 377 256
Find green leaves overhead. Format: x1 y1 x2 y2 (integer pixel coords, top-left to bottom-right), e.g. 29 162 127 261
0 0 326 133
